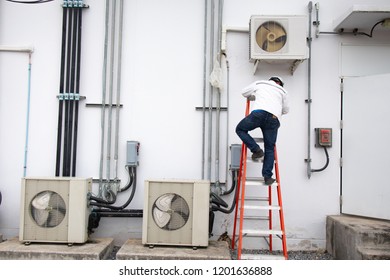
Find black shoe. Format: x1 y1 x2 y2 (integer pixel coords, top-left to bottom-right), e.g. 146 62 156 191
264 178 275 185
251 149 264 161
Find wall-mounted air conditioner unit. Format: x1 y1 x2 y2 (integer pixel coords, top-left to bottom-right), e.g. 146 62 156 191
19 177 92 245
249 15 308 62
142 179 210 248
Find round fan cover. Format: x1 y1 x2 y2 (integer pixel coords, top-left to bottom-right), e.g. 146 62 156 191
30 191 66 228
152 193 190 231
256 21 287 52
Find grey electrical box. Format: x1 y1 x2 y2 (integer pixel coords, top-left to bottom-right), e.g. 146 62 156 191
126 141 140 166
230 144 242 170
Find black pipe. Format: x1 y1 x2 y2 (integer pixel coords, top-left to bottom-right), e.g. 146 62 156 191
72 7 83 177
56 7 68 176
93 209 143 218
62 6 73 176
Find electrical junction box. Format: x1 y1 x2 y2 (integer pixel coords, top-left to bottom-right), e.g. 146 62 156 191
126 141 140 166
230 144 242 170
315 128 332 147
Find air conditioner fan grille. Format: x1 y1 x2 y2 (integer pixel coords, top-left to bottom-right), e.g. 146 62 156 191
152 193 190 231
256 21 287 52
30 191 66 228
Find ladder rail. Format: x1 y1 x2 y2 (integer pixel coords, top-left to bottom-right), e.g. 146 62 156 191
231 143 243 250
232 99 251 250
274 147 288 259
237 147 248 260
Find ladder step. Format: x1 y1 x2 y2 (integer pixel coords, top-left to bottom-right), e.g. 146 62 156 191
244 177 278 187
236 215 269 220
242 229 283 236
243 205 280 211
246 176 264 182
244 196 269 201
253 137 264 143
241 254 286 260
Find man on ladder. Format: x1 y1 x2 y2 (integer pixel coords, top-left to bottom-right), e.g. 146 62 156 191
235 76 289 185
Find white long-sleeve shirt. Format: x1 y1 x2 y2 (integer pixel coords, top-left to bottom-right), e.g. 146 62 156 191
240 80 289 119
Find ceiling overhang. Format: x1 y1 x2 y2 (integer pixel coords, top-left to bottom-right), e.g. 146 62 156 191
333 5 390 31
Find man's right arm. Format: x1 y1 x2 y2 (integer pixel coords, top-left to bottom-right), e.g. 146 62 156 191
240 81 257 98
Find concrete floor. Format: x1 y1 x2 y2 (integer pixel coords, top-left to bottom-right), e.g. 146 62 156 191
1 214 390 260
0 237 231 260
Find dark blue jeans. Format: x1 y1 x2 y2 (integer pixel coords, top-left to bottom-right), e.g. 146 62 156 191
235 110 280 179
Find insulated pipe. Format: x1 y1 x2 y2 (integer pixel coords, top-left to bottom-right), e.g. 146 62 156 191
62 7 74 176
99 0 110 196
114 0 124 180
65 6 77 176
72 6 83 176
56 7 68 176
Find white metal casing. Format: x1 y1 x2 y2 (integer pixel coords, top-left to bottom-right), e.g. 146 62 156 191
249 15 308 62
142 179 210 247
19 177 92 244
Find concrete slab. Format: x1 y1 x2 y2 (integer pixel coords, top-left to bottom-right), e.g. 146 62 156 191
116 239 232 260
326 215 390 260
0 237 114 260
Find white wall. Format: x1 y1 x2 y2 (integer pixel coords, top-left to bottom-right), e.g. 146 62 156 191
0 0 389 249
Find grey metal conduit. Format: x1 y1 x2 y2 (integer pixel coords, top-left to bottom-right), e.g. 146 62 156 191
106 0 117 184
201 0 208 179
99 0 110 197
114 0 124 180
207 0 215 180
224 53 230 189
306 2 313 178
215 0 224 189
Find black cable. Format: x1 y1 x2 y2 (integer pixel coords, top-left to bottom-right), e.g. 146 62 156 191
120 165 135 192
221 169 237 195
211 192 228 208
211 170 239 214
90 167 137 211
311 146 329 173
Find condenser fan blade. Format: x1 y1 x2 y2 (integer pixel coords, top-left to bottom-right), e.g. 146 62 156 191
170 196 190 218
30 191 67 228
31 191 51 210
256 21 287 52
152 193 190 231
166 212 186 230
31 208 50 227
154 193 175 212
152 207 171 228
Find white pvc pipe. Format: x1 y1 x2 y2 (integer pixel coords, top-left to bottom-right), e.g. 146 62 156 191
0 46 34 53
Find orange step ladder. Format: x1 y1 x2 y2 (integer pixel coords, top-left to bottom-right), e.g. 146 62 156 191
231 100 288 260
